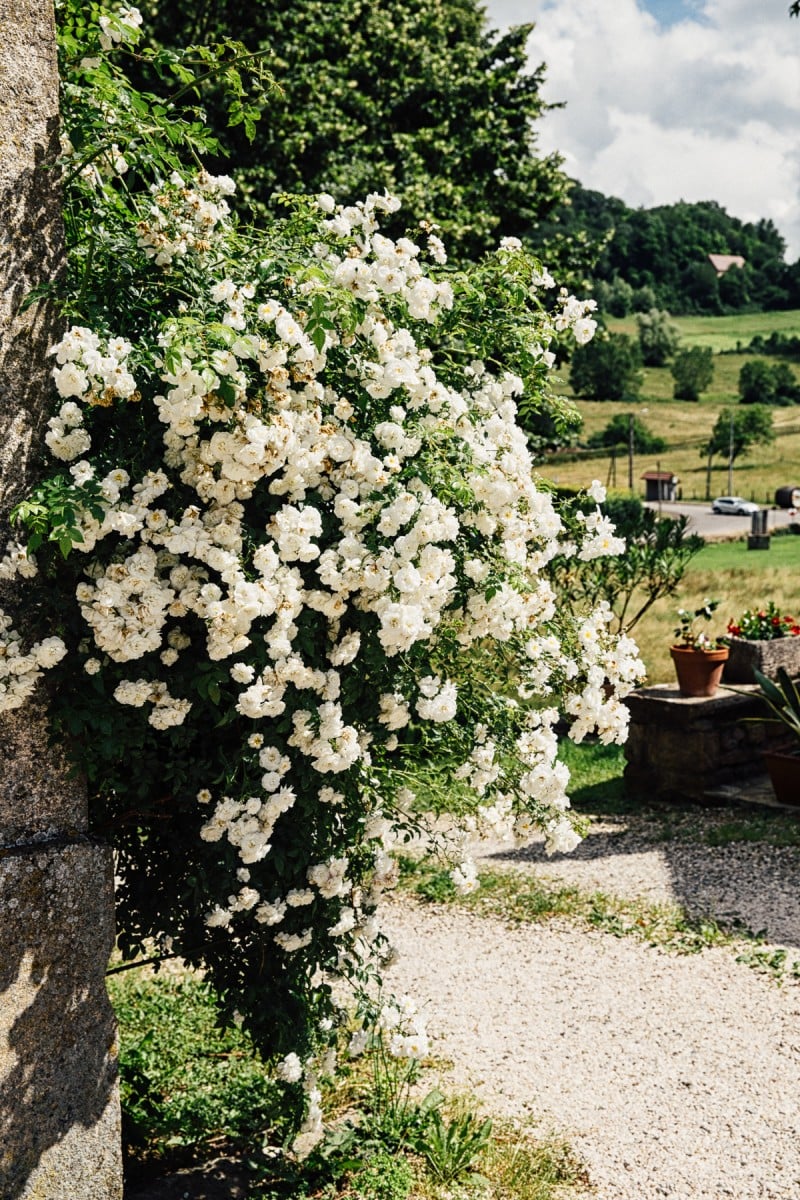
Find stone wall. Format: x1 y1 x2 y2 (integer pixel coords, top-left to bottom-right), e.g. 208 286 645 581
624 684 792 803
0 3 122 1196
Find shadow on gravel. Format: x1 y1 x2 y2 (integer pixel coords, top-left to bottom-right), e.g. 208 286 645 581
482 812 800 950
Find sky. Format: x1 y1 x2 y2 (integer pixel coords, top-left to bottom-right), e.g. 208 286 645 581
485 0 800 260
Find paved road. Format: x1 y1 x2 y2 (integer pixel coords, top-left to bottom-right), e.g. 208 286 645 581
645 500 799 540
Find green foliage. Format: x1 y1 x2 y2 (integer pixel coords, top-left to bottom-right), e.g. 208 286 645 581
418 1106 493 1185
671 345 714 400
133 0 577 268
636 307 680 366
559 185 796 315
107 971 289 1161
346 1152 414 1200
742 330 800 359
586 412 666 453
703 405 774 462
673 598 723 650
2 6 638 1149
569 331 643 401
548 502 704 635
739 358 800 405
752 667 800 744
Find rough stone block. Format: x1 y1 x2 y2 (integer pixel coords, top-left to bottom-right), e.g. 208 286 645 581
0 841 122 1199
0 706 86 845
723 636 800 685
624 683 791 803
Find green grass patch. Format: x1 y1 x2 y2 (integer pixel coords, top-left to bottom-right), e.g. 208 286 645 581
627 535 800 681
111 967 591 1199
703 812 800 848
557 738 631 814
108 971 287 1172
400 860 800 983
466 1121 590 1200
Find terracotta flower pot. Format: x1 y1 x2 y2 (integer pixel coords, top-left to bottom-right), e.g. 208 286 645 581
670 645 729 698
763 749 800 806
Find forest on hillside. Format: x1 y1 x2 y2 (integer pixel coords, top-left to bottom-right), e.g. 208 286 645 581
543 184 800 316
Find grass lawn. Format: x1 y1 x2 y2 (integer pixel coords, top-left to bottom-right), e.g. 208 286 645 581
539 310 800 502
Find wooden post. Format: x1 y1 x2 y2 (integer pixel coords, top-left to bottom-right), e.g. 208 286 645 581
0 3 122 1195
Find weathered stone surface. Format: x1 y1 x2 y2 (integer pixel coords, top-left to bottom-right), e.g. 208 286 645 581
0 0 65 526
0 702 87 845
0 3 123 1195
624 683 791 803
0 842 121 1199
723 635 800 685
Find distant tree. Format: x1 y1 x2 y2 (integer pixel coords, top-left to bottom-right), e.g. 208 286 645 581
718 262 751 309
701 404 775 499
631 285 658 313
587 413 666 453
594 276 634 317
740 359 800 405
680 262 722 314
703 406 775 462
637 308 680 367
771 362 800 404
570 332 642 401
671 346 714 401
564 184 792 315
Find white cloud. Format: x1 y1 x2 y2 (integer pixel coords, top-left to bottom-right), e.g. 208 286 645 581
486 0 800 258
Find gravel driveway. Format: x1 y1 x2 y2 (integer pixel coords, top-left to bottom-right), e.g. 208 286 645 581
383 815 800 1200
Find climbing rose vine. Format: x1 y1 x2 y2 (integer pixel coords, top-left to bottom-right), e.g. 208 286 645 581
0 3 644 1152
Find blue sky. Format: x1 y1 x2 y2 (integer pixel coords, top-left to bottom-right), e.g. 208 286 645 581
639 0 702 26
485 1 800 259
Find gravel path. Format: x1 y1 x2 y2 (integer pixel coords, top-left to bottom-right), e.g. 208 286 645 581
383 815 800 1200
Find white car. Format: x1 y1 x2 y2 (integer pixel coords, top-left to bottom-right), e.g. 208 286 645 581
711 496 760 515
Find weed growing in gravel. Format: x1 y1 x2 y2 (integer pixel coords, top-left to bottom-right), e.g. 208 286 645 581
704 813 800 848
735 945 800 983
400 860 800 985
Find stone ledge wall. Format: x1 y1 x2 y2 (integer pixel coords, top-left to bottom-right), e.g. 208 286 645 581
624 684 791 803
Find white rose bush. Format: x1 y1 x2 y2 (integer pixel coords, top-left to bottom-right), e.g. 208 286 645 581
2 3 644 1151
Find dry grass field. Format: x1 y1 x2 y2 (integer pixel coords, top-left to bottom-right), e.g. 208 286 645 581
537 311 800 502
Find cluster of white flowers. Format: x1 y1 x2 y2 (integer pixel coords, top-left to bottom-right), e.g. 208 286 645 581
291 1084 324 1159
19 187 646 892
376 994 429 1059
46 327 137 459
137 170 236 265
12 170 649 1141
98 5 142 52
0 541 37 582
0 610 66 713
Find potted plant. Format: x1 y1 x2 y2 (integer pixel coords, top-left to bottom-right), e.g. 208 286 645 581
670 599 729 698
751 667 800 806
723 602 800 683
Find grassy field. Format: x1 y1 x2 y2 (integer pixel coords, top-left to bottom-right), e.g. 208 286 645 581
607 309 800 353
622 535 800 682
539 311 800 501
